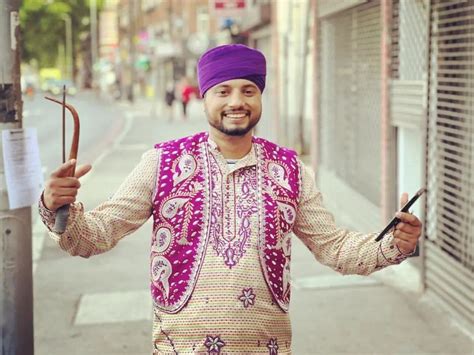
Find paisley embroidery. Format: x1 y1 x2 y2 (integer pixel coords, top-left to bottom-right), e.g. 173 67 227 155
161 197 189 219
280 234 292 300
267 232 292 302
268 162 291 191
173 154 197 186
276 201 296 224
151 255 172 300
151 133 300 314
208 158 257 268
152 227 173 254
255 139 300 313
151 132 210 314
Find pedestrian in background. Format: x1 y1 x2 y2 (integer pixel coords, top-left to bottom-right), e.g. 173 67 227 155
164 81 176 121
39 44 422 354
179 76 200 120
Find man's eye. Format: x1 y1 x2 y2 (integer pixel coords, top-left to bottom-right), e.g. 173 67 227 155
245 90 255 95
217 90 227 95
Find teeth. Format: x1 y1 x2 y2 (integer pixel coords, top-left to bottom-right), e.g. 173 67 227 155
226 113 247 118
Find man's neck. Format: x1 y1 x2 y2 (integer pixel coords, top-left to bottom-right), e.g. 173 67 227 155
209 128 253 159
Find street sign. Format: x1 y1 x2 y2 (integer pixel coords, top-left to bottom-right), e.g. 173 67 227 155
214 0 246 10
211 0 246 17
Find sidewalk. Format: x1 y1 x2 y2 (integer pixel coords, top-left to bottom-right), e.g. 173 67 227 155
34 97 473 355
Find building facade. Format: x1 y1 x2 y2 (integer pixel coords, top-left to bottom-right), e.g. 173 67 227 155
293 0 473 333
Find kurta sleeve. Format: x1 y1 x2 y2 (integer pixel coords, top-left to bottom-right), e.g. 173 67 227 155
293 162 411 275
38 148 159 258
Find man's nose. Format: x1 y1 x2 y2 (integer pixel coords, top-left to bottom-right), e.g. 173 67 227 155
228 91 244 108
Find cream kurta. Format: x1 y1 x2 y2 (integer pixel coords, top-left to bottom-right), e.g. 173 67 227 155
39 141 410 354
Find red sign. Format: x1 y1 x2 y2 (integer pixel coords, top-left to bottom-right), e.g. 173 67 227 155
214 0 246 10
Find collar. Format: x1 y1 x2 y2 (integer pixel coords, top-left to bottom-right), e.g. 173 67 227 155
207 136 257 173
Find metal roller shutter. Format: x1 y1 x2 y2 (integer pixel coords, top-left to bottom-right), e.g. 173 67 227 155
425 0 474 330
392 0 400 79
320 0 382 206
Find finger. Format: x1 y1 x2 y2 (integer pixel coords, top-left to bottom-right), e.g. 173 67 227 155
48 177 81 189
50 187 79 197
394 238 416 255
395 222 420 235
400 192 409 209
74 164 92 179
50 159 76 178
51 196 76 209
395 212 422 227
393 229 418 243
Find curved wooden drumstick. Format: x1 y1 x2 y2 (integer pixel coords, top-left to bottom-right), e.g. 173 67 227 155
44 95 81 233
45 96 80 165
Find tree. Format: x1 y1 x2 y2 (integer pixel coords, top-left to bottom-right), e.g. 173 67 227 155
20 0 102 80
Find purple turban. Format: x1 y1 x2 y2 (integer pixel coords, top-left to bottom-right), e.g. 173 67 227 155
197 44 266 96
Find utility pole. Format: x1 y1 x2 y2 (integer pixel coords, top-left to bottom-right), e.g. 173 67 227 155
90 0 98 88
0 0 35 354
128 0 136 102
62 14 73 80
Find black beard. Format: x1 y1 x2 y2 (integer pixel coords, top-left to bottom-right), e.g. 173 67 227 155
208 111 260 137
209 122 256 136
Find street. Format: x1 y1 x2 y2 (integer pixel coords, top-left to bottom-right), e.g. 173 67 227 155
0 0 471 353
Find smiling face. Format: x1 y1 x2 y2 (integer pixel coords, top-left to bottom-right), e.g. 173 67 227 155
204 78 262 137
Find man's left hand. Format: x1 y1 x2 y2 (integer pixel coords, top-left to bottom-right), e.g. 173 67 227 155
393 193 423 255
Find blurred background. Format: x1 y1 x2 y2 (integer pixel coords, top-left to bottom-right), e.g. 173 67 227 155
0 0 473 354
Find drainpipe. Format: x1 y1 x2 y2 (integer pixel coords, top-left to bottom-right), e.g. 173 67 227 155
282 0 293 148
420 0 432 293
271 0 281 144
310 0 319 171
296 0 311 155
381 0 396 225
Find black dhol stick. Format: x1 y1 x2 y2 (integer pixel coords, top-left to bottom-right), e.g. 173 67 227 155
375 188 426 242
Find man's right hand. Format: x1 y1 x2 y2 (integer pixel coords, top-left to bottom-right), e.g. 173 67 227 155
43 159 92 211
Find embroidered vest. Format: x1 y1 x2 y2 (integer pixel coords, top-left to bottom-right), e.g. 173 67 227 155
150 132 301 313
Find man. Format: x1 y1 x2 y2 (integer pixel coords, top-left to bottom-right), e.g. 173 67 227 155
40 44 422 354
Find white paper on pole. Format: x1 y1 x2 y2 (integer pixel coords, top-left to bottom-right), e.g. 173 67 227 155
2 128 44 209
10 12 19 51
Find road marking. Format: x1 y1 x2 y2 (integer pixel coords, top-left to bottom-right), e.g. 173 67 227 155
74 290 152 325
24 108 43 117
114 144 149 151
32 217 47 274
